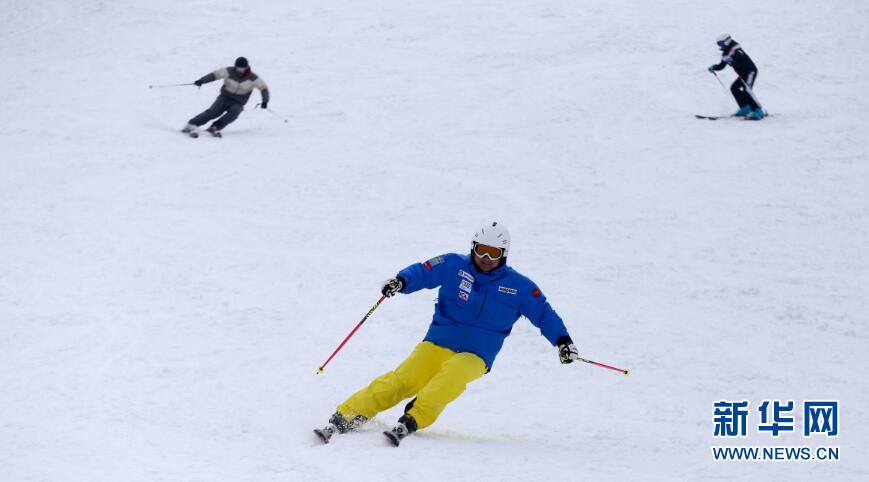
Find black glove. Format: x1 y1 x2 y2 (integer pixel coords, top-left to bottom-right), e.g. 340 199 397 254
707 65 716 73
381 277 405 297
557 336 579 364
260 102 268 109
194 80 203 87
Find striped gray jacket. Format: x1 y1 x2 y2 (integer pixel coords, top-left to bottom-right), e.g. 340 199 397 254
196 67 270 106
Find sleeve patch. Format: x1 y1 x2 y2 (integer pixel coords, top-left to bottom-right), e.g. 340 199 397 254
423 261 432 271
426 256 445 267
532 288 541 298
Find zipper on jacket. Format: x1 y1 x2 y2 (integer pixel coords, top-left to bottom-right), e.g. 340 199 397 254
477 290 488 319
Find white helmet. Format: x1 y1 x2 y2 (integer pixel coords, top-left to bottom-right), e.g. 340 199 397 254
471 221 511 257
716 33 733 49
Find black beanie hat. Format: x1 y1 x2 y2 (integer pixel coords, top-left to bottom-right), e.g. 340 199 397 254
235 57 249 68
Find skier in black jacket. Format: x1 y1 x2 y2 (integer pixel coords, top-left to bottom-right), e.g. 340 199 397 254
709 34 765 120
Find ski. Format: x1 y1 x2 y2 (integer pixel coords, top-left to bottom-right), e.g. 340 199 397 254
313 427 407 446
312 422 412 446
382 430 402 447
382 422 411 447
696 112 771 121
313 427 335 444
695 114 737 120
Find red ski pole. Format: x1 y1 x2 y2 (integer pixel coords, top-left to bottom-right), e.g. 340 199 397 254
316 295 386 375
577 356 630 376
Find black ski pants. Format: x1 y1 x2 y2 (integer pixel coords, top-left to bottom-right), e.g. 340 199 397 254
730 70 761 110
189 95 244 130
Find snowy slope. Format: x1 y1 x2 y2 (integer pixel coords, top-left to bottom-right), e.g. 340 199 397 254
2 0 868 480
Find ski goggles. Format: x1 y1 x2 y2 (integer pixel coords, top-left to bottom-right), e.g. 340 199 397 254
473 243 504 260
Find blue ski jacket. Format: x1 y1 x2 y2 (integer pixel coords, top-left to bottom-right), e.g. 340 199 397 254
396 253 570 370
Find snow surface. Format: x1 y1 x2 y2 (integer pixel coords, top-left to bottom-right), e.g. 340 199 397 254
2 0 868 480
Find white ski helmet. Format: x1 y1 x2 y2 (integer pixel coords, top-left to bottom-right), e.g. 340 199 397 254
471 221 511 257
716 33 733 49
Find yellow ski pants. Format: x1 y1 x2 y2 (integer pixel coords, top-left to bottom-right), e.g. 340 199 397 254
337 341 487 430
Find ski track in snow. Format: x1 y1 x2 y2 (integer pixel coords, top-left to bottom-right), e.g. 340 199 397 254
2 1 868 481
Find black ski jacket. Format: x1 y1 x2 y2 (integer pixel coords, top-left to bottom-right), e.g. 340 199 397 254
711 43 757 79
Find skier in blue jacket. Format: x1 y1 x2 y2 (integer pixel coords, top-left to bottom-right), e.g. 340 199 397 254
315 222 580 446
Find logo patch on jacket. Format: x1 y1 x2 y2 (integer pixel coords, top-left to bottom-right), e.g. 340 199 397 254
458 290 469 301
458 269 474 283
460 280 472 293
532 288 541 297
498 286 517 295
423 256 445 271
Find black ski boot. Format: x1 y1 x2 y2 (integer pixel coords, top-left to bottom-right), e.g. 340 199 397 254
313 412 368 444
206 124 222 138
181 124 199 138
383 414 417 447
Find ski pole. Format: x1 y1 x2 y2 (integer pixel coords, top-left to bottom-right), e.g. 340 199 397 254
710 71 729 94
577 356 630 376
148 82 196 89
709 71 736 112
256 103 289 123
316 295 387 375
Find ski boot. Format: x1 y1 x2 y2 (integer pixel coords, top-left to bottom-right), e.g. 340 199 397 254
745 107 765 120
206 124 223 138
181 124 199 138
734 105 752 117
383 414 417 447
313 412 368 444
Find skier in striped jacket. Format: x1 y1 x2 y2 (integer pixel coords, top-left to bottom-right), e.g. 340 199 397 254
182 57 270 137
